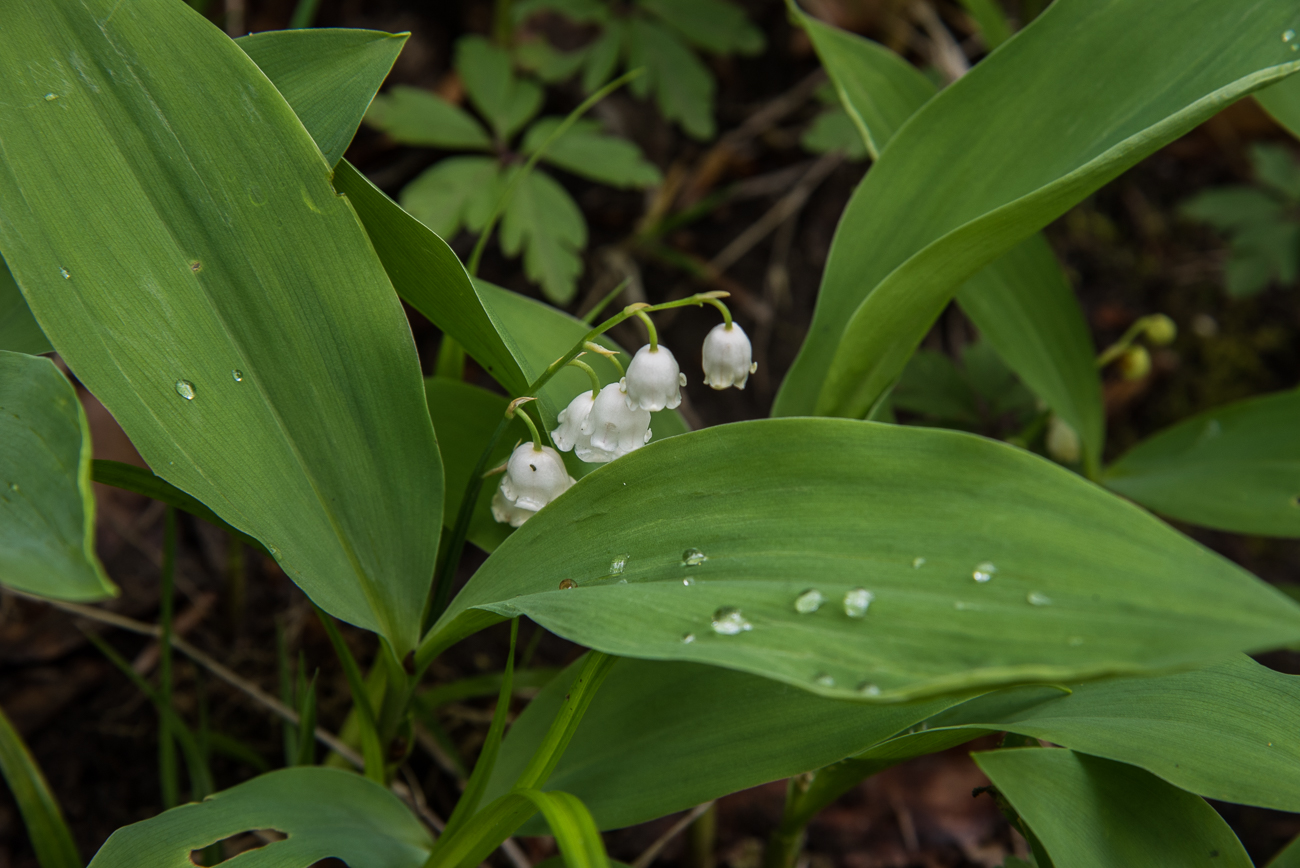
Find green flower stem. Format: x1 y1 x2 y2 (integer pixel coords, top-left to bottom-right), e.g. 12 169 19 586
567 358 603 397
508 398 545 450
1096 315 1159 368
635 310 659 350
702 296 733 327
581 277 632 324
585 341 624 376
466 69 644 278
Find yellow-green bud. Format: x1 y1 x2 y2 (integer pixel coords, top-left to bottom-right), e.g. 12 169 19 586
1119 346 1151 380
1144 314 1177 346
1045 416 1081 465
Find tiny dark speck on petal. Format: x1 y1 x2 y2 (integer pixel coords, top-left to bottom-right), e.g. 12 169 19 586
529 464 537 471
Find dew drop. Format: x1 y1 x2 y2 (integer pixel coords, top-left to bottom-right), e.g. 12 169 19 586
9 483 19 492
711 606 752 635
59 268 70 279
1285 29 1296 42
843 587 874 618
682 548 708 566
682 576 694 587
231 369 244 382
610 554 629 575
814 672 835 688
681 632 695 644
558 579 577 590
44 93 57 101
794 589 824 614
973 562 996 583
174 380 195 400
1027 591 1053 607
912 557 926 568
857 682 882 697
617 578 628 584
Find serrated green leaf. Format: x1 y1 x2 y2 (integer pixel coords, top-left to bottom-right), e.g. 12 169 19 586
626 20 715 139
0 351 114 602
236 28 407 167
0 257 50 355
1103 389 1300 537
516 0 610 24
0 702 81 868
975 749 1250 868
0 0 440 655
515 39 590 84
400 156 503 239
639 0 765 56
365 85 493 150
500 168 588 304
581 24 624 94
523 118 662 187
800 108 869 160
87 767 432 867
775 0 1300 419
457 36 543 140
427 418 1300 703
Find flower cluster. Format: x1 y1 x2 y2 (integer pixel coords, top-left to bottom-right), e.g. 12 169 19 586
491 305 755 526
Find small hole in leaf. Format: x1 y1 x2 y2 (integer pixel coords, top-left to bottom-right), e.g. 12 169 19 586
189 260 202 273
189 829 285 866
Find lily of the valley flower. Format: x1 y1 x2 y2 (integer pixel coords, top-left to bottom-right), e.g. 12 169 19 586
552 391 597 453
579 383 652 463
622 344 686 412
491 443 575 527
701 322 757 390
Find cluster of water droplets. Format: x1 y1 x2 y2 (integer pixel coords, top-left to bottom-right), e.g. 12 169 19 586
710 606 752 636
1287 29 1298 51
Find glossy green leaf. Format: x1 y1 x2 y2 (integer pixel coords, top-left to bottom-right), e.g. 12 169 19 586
235 28 407 167
1103 390 1300 538
523 118 662 188
489 656 959 831
0 703 81 868
1257 71 1300 141
639 0 765 56
776 0 1300 419
1 258 50 355
958 0 1013 50
401 156 502 239
0 351 114 602
793 4 1103 473
0 0 441 654
366 85 493 150
428 789 607 868
428 418 1300 702
975 749 1251 868
87 767 432 867
457 36 543 141
626 20 715 139
501 168 588 305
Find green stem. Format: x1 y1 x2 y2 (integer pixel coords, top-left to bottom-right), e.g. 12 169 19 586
702 297 732 327
512 651 616 791
581 278 632 324
510 401 544 450
467 69 643 277
635 310 659 350
586 342 625 376
1096 317 1150 368
567 359 603 396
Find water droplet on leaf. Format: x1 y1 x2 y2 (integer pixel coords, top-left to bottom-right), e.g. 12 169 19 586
794 589 824 614
9 483 19 492
682 548 708 566
973 562 996 583
857 682 881 697
610 554 629 575
44 93 57 101
1027 591 1052 606
231 369 244 382
59 268 70 279
1285 29 1296 41
682 577 694 586
814 673 835 687
912 557 926 568
681 632 695 644
843 588 874 618
174 380 195 400
558 579 577 590
711 606 751 635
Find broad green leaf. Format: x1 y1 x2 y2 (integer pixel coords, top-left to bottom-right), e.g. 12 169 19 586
427 789 607 868
1271 833 1300 868
1103 390 1300 537
626 20 715 139
515 39 590 84
427 419 1300 702
1 258 50 355
489 656 960 831
1181 187 1287 231
365 85 493 150
0 0 441 655
523 118 663 188
87 767 432 867
794 4 1103 474
775 0 1300 419
974 749 1251 868
1257 71 1300 141
0 703 81 868
958 0 1013 50
0 351 114 602
800 108 869 160
516 0 610 25
500 168 588 305
400 156 502 239
891 350 981 424
425 378 518 553
235 28 407 167
457 36 543 141
639 0 765 56
581 24 624 94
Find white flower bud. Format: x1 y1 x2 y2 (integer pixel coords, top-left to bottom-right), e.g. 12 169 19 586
701 322 757 390
622 344 685 412
1045 416 1081 465
491 443 575 527
551 391 596 453
578 383 652 463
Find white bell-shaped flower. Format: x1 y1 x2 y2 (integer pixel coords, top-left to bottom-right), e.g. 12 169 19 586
622 344 686 412
701 322 757 390
551 391 596 453
577 383 652 463
491 443 575 527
